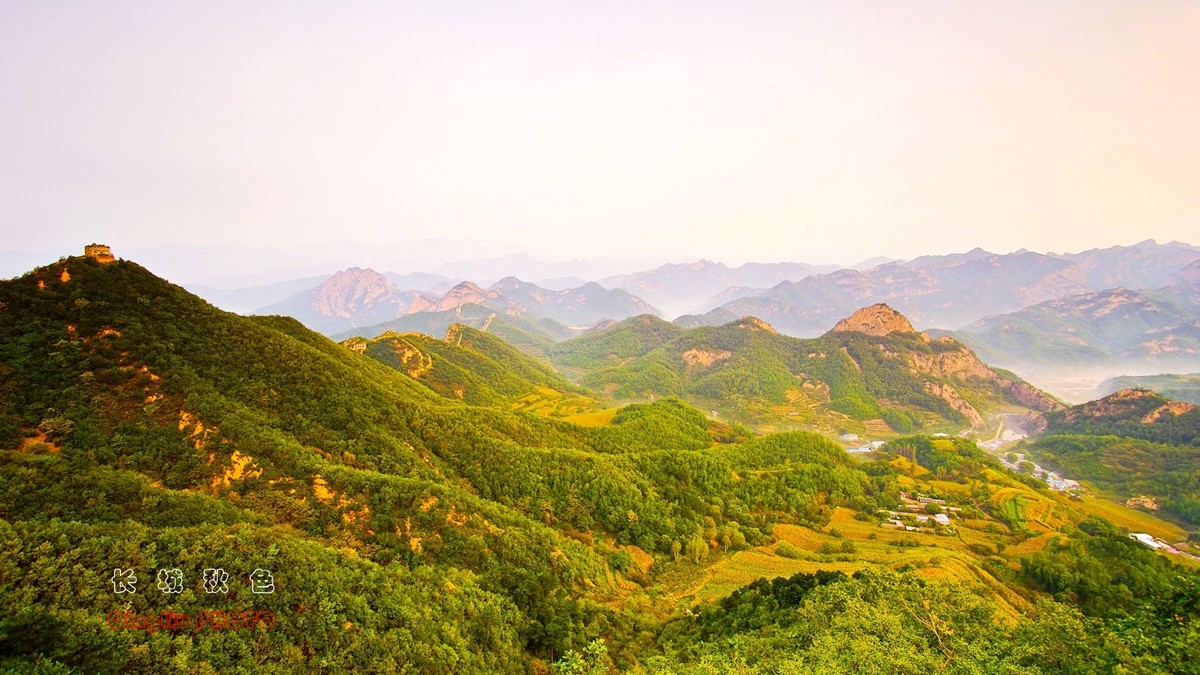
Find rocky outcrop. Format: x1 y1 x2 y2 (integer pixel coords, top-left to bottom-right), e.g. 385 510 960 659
1142 400 1197 423
1066 388 1157 422
832 304 916 337
1126 496 1161 510
905 336 1063 414
1002 380 1063 413
681 348 732 367
732 317 778 334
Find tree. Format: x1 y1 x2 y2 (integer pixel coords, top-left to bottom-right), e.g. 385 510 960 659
688 535 709 564
552 639 612 675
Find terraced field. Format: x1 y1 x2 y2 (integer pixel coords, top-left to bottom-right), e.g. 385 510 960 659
510 386 597 418
1073 496 1188 542
562 407 620 427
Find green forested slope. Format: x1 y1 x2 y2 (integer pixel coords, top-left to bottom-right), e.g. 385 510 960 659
331 302 575 355
548 314 685 373
1031 388 1200 446
552 315 1058 433
343 324 593 412
0 257 880 671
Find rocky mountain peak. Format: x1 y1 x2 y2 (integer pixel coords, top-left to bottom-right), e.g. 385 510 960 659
314 268 398 318
434 281 492 311
831 303 916 336
1107 387 1158 402
489 277 528 292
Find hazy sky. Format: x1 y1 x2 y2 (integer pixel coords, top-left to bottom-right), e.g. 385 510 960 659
2 1 1198 268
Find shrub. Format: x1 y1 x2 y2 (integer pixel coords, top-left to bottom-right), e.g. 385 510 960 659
776 541 804 559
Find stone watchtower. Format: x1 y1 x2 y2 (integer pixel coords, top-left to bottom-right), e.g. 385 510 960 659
84 244 115 263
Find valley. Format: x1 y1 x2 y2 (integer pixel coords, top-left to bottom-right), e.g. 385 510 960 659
185 240 1200 414
8 3 1200 669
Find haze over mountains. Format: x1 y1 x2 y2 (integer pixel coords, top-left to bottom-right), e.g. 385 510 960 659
951 285 1200 368
188 241 1200 392
254 268 658 336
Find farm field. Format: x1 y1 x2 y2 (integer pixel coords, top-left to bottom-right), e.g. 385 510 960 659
1073 496 1188 542
510 386 596 418
673 469 1193 612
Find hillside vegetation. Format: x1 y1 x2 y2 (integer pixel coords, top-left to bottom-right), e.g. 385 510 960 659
1 257 1196 672
343 325 596 416
1024 388 1200 527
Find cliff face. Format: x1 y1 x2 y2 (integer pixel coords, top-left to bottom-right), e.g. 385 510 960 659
908 338 1063 414
922 381 985 428
831 303 916 337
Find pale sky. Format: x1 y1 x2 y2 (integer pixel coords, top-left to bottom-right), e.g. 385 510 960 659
2 0 1198 270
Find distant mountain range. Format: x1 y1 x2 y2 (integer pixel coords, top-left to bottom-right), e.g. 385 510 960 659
186 275 329 314
256 268 438 334
186 241 1200 387
947 278 1200 369
254 269 658 336
331 303 578 356
698 241 1200 336
599 260 840 318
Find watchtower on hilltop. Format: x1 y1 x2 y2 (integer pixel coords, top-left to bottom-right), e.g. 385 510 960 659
84 244 115 263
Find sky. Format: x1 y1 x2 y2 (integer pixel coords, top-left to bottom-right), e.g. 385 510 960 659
2 0 1198 277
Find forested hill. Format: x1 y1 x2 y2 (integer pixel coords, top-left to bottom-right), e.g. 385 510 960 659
548 313 685 372
551 307 1061 434
1023 388 1200 527
0 255 883 671
1028 388 1200 446
332 302 576 355
342 324 598 413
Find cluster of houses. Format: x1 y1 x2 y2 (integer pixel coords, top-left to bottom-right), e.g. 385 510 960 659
879 492 961 531
839 433 887 454
1045 474 1081 492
